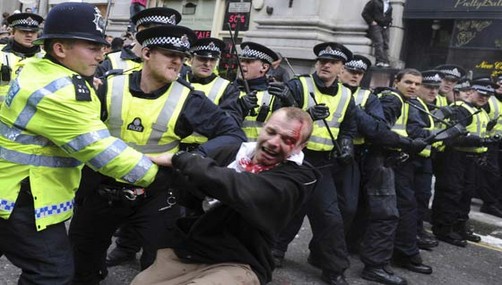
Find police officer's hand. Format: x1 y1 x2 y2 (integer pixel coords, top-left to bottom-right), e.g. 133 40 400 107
433 124 467 142
400 137 428 153
481 134 502 145
238 90 258 112
307 104 330 121
432 106 454 121
337 138 354 165
268 82 296 107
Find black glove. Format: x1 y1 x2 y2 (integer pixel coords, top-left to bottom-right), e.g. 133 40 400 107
432 106 455 121
487 119 498 132
399 137 428 153
336 138 354 165
432 124 467 142
238 90 258 114
268 82 296 107
307 103 330 121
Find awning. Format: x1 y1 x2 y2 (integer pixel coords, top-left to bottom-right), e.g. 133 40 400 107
404 0 502 19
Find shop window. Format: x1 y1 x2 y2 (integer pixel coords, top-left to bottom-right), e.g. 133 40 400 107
183 2 196 15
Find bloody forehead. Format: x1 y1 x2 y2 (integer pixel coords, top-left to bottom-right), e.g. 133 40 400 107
289 121 303 145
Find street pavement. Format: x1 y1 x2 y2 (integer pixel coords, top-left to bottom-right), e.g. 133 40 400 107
1 199 501 285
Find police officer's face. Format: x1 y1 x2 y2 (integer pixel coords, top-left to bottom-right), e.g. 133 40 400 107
339 68 364 87
470 91 489 107
315 59 343 85
394 74 422 99
56 40 105 77
254 110 306 166
13 29 38 48
496 80 502 95
145 48 184 84
439 77 457 94
418 84 439 103
191 55 218 79
239 59 268 80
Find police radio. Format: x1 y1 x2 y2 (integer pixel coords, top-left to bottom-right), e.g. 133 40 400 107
256 103 269 122
0 60 11 85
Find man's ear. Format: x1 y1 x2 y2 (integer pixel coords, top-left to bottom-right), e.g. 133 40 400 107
142 47 151 59
52 41 67 59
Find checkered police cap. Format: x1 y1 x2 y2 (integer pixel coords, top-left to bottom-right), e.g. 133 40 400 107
345 55 371 72
136 25 196 53
471 80 499 96
434 64 466 80
190 37 226 58
314 42 353 63
131 8 181 29
7 13 43 31
239 42 278 64
454 78 472 92
421 70 444 86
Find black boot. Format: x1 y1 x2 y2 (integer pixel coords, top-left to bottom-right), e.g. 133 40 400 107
417 227 438 250
393 252 433 274
433 224 468 247
321 270 348 285
454 221 481 243
361 265 407 285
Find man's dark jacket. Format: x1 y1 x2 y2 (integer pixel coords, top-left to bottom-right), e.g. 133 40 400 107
170 144 318 284
362 0 393 27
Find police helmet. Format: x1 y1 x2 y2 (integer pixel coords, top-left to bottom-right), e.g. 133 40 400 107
34 2 108 46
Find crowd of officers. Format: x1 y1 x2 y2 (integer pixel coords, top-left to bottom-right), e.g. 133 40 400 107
0 3 502 285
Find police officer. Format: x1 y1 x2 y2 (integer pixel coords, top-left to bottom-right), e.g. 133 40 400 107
181 37 240 150
376 69 432 275
69 25 246 284
411 70 445 250
340 55 423 285
0 12 44 105
432 80 499 247
226 41 296 140
96 7 182 78
272 42 356 285
477 76 502 218
434 64 466 105
0 3 169 284
101 7 184 267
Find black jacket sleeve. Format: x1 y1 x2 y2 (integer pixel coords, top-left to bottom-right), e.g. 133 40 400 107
172 151 318 233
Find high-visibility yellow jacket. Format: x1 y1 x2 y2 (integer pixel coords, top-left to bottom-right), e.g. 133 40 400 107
0 45 45 105
454 103 490 153
488 96 502 136
0 58 158 231
182 75 230 145
104 72 192 154
352 87 372 145
299 75 352 152
241 89 275 142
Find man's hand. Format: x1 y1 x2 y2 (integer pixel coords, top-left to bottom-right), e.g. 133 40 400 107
148 153 174 167
307 104 330 121
93 77 103 90
337 138 354 165
238 90 259 113
268 82 296 107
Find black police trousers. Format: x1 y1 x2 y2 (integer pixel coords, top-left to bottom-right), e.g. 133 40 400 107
432 149 480 228
273 150 351 275
358 149 399 267
0 183 73 285
69 187 180 285
393 158 420 257
476 144 502 207
412 156 433 231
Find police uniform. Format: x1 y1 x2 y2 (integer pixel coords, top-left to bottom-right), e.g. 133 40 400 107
377 79 433 274
69 25 247 284
431 80 497 246
341 55 408 285
181 37 240 150
95 7 182 78
97 8 184 267
225 42 284 141
476 75 502 217
273 42 356 284
0 3 161 284
0 13 44 105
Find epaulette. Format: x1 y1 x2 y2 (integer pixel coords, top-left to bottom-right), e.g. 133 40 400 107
72 75 91 101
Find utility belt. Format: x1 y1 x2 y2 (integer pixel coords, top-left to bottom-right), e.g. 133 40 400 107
97 183 147 205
